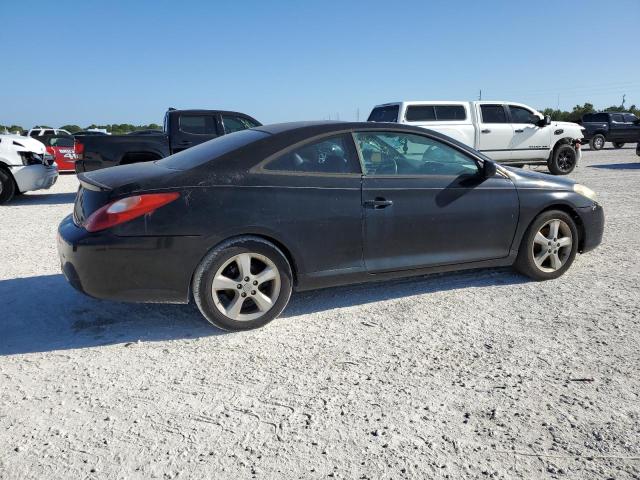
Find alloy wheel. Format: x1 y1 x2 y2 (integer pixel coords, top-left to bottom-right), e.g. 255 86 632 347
211 252 281 321
557 151 575 172
532 219 573 272
594 137 604 149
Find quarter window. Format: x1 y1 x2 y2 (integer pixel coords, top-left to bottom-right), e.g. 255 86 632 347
179 115 218 135
368 105 399 122
222 115 259 134
354 132 478 177
509 106 536 124
480 105 507 123
265 134 360 174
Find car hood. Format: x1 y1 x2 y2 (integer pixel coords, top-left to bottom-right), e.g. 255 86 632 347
502 166 576 191
0 134 46 154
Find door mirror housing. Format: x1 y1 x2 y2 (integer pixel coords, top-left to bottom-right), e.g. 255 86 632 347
536 115 552 127
482 160 497 178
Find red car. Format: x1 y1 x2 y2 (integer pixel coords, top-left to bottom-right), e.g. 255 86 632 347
43 136 80 172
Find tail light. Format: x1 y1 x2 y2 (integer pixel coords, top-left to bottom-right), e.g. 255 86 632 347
75 140 85 158
84 192 180 232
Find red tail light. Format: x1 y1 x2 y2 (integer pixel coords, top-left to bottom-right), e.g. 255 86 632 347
84 192 180 233
75 140 84 157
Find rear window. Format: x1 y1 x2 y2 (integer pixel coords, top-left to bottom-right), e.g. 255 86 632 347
158 129 270 170
49 137 75 147
368 105 399 122
406 105 466 122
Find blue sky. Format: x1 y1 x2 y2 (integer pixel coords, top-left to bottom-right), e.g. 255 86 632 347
2 0 639 128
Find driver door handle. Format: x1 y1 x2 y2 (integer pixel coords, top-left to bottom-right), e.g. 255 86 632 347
514 129 524 133
481 129 491 134
364 198 393 209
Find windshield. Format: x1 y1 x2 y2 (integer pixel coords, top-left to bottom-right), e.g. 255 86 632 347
158 129 270 170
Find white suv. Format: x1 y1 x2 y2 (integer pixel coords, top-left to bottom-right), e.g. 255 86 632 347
27 127 72 137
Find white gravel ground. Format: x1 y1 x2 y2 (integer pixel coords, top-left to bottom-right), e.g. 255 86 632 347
1 146 639 479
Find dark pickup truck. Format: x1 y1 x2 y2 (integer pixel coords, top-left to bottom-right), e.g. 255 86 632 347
75 109 261 172
581 112 640 150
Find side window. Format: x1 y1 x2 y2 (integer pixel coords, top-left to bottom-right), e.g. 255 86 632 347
624 114 637 123
434 105 466 120
405 106 436 121
353 131 478 177
480 105 507 123
509 106 536 124
179 115 218 135
44 129 55 135
611 114 624 123
265 134 360 174
222 115 258 134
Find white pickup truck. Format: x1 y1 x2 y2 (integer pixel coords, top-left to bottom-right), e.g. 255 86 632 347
0 134 58 204
368 101 585 175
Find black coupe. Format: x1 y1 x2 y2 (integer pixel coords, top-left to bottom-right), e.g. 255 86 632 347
58 122 604 330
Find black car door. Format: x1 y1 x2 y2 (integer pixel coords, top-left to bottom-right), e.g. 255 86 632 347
609 113 626 142
170 113 221 153
624 114 640 142
354 130 519 273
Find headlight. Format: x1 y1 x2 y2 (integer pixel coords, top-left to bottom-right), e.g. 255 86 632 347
573 183 597 202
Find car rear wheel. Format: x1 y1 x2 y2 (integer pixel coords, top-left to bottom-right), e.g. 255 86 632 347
613 142 625 149
547 145 577 175
0 169 16 204
192 237 293 331
589 134 605 150
514 210 579 281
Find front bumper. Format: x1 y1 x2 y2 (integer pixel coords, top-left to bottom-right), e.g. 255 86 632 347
576 203 604 253
12 164 58 193
57 214 203 303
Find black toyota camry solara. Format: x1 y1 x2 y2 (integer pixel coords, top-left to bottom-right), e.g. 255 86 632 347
58 121 604 330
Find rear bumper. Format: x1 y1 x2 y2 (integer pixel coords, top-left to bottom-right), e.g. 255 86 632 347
12 164 58 193
57 214 202 303
577 203 604 253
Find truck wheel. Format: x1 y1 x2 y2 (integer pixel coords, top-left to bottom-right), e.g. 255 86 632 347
613 142 625 149
548 145 577 175
589 134 605 150
0 168 17 204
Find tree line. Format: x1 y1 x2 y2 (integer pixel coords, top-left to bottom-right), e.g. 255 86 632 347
2 102 639 134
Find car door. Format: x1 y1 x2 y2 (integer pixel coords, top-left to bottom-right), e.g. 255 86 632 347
354 130 519 273
477 104 513 161
507 104 552 160
624 114 640 142
171 113 221 153
609 113 626 142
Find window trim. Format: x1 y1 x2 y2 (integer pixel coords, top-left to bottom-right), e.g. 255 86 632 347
177 114 220 136
352 129 483 178
252 131 363 177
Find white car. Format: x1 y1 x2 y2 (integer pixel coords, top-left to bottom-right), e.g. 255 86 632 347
27 127 72 137
368 101 585 175
0 134 58 204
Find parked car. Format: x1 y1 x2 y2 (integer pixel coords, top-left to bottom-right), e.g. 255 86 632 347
27 127 72 137
74 109 261 172
58 122 604 331
41 135 80 172
368 101 585 175
73 130 109 137
581 112 640 150
0 134 58 203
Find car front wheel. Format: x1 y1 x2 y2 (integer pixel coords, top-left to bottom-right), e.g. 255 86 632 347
192 237 293 331
514 210 579 281
0 169 16 204
548 145 577 175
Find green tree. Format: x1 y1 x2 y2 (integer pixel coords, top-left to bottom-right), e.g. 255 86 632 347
60 124 82 133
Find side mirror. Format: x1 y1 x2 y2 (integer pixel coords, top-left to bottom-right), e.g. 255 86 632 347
482 160 497 178
536 115 551 127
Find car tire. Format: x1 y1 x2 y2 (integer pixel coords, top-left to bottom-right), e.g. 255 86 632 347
192 236 293 331
547 144 577 175
589 134 605 150
612 142 624 149
0 168 16 204
514 210 579 281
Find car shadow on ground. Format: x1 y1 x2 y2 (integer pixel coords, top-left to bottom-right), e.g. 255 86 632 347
0 269 528 356
588 163 640 170
11 192 76 205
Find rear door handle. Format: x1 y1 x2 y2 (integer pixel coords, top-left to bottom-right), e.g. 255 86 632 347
481 129 491 134
364 198 393 209
515 129 524 133
178 140 192 146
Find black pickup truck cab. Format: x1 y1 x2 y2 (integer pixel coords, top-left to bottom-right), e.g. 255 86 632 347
75 109 261 172
581 112 640 150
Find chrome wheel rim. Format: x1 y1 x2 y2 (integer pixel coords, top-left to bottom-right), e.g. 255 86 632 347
211 252 281 321
532 219 573 273
594 137 604 149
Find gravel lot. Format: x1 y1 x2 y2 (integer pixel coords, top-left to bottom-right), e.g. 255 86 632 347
1 146 639 479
